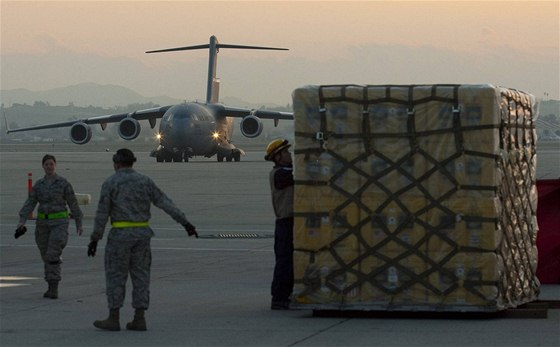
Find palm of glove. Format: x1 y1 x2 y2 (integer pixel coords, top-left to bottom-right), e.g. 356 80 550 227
183 223 198 238
14 226 27 239
87 241 98 257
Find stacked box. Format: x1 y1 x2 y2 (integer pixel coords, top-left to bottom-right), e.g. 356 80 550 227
292 84 539 312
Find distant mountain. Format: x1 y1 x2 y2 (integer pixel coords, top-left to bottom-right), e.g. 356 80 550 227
1 83 182 108
0 83 289 110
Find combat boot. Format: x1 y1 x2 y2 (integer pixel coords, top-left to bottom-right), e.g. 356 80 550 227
43 281 58 299
93 309 121 331
126 309 147 331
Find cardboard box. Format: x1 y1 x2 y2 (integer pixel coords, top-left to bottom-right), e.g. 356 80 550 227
292 84 539 312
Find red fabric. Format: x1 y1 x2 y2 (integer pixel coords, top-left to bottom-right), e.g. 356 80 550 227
536 179 560 284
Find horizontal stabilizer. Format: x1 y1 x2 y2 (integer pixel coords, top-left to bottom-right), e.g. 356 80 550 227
146 43 288 54
146 35 289 104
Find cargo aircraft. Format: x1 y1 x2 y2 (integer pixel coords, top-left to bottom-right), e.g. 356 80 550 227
5 35 293 162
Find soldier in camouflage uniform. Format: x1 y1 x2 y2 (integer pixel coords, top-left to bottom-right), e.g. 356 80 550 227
16 154 84 299
88 148 198 332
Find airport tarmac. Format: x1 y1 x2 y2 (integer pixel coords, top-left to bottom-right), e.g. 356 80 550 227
0 145 559 347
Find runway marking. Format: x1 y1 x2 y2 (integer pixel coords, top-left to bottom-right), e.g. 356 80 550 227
0 244 273 253
0 283 31 288
0 276 38 288
0 223 272 234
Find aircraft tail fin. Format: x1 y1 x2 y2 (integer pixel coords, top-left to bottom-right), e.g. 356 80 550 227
3 110 11 133
146 35 288 104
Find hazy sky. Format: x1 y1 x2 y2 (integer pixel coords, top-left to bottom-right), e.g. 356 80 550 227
1 1 559 106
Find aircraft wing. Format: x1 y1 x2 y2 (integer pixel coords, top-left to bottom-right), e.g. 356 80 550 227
216 105 293 120
6 105 173 133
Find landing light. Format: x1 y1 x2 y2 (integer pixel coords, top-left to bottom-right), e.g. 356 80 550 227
155 133 162 140
212 132 220 140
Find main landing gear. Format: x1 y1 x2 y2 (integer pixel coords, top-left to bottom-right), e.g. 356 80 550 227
216 149 241 162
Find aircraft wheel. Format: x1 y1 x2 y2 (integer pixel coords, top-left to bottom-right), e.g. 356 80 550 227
233 151 241 162
226 155 233 162
156 155 163 163
217 153 224 162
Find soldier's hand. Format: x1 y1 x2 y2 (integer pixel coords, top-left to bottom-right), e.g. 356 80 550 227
87 240 98 257
14 225 27 239
183 222 198 238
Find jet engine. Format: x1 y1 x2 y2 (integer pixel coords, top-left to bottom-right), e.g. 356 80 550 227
118 117 141 140
70 122 93 144
240 114 263 138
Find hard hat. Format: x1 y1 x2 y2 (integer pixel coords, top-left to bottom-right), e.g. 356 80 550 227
265 139 291 161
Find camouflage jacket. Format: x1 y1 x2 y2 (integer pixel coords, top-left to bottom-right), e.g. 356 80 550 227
91 168 190 241
18 174 83 228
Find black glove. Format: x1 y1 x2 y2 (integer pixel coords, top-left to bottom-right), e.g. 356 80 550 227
87 240 98 257
14 226 27 239
183 222 198 238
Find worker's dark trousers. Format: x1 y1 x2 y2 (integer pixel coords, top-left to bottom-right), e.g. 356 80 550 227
271 217 294 302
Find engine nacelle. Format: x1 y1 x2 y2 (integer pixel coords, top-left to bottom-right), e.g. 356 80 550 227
70 122 92 145
118 117 141 140
240 114 263 138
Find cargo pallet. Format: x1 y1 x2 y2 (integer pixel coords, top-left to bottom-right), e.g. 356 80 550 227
310 300 559 319
292 84 541 313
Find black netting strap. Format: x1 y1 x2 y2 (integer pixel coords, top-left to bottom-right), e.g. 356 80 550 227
462 149 499 160
463 215 498 225
328 184 371 215
294 179 328 187
362 149 439 204
365 207 451 295
407 86 419 151
297 125 499 141
361 86 372 155
316 84 467 106
327 149 370 184
462 124 501 132
526 101 537 148
292 250 323 297
316 87 328 152
463 279 500 301
293 211 329 220
451 86 464 153
417 148 462 191
422 250 461 296
294 131 320 140
460 185 497 192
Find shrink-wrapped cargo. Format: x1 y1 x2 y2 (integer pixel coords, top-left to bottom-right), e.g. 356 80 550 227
292 84 539 311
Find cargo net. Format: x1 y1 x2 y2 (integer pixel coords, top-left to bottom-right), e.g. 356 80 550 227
292 84 540 311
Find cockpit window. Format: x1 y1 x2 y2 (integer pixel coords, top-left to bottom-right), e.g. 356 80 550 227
173 113 189 120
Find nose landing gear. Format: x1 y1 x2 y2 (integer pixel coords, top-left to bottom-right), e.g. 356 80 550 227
216 148 241 162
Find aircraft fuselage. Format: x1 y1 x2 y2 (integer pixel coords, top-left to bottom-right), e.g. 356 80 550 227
152 102 237 162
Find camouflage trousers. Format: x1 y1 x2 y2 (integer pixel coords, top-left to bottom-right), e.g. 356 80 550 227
35 219 69 282
104 237 152 310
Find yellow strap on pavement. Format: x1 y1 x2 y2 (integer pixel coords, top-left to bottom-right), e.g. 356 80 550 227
111 221 149 228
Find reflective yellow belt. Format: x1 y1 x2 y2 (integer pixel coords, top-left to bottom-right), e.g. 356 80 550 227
111 221 149 228
37 211 69 220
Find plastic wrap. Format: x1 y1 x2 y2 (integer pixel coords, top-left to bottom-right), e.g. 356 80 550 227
292 84 540 312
